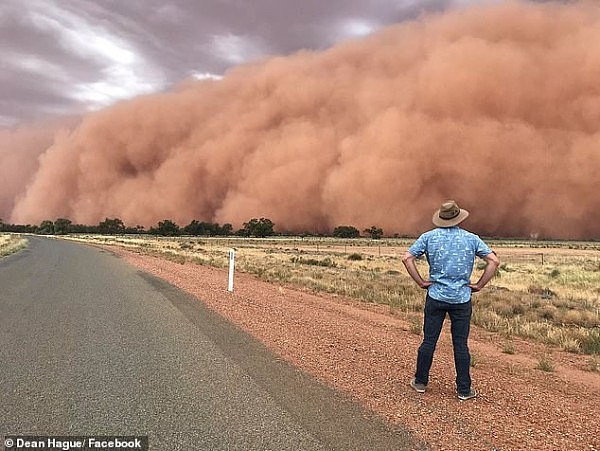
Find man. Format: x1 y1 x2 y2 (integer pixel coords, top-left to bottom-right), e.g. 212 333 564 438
402 200 500 400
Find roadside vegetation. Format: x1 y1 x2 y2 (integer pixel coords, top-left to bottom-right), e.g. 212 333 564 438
0 233 28 257
63 234 600 356
4 215 597 355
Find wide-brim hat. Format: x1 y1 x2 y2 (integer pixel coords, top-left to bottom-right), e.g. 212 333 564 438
432 200 469 227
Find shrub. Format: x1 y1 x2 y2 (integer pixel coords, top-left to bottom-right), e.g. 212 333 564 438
410 318 422 335
502 342 516 354
291 256 337 268
581 329 600 355
561 309 583 325
528 285 556 299
580 311 600 328
539 304 558 320
537 355 554 372
348 253 363 261
560 338 582 354
511 303 526 315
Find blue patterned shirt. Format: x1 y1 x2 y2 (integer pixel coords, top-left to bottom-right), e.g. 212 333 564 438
408 227 492 303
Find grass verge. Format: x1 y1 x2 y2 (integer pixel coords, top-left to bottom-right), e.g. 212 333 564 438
0 234 28 257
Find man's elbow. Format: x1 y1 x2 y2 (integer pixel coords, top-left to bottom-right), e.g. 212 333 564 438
486 252 501 268
402 252 415 264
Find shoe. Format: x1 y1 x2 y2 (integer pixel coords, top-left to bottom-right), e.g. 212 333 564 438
410 378 426 393
457 388 477 400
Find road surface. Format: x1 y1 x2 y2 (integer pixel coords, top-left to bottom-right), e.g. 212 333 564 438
0 237 422 450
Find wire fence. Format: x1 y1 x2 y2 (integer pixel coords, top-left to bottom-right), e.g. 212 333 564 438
137 235 600 266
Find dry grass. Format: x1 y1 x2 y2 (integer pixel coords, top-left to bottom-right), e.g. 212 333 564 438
0 233 28 257
537 354 555 372
63 234 600 355
502 341 516 355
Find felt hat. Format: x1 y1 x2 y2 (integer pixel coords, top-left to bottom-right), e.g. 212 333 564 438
432 200 469 227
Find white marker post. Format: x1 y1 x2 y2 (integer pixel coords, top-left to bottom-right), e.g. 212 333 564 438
227 248 235 292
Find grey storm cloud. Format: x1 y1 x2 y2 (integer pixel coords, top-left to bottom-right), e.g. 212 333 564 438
0 0 468 126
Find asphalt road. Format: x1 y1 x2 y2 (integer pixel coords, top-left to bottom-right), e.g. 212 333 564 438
0 237 423 450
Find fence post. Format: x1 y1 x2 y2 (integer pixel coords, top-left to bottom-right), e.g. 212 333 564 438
228 248 235 292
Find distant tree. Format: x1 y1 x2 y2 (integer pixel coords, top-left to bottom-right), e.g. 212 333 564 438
184 220 217 236
0 222 36 233
150 219 180 236
54 218 73 235
38 220 55 235
182 221 233 236
332 225 360 238
219 223 233 236
97 218 125 235
183 220 202 236
239 218 275 237
70 223 95 233
123 225 145 234
364 226 384 240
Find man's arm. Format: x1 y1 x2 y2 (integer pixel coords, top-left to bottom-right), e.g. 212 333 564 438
402 252 433 289
468 252 500 292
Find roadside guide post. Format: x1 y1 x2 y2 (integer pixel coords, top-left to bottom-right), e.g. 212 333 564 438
228 248 235 292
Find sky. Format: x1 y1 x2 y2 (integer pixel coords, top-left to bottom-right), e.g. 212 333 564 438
3 0 598 239
0 0 479 127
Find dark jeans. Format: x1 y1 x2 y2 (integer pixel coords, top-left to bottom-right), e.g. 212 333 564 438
415 295 472 394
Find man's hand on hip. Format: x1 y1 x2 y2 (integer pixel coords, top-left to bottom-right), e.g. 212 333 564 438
402 252 432 289
468 283 481 292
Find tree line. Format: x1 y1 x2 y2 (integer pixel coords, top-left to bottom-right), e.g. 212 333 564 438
0 217 387 239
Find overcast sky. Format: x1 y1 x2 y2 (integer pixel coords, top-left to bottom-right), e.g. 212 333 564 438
0 0 480 127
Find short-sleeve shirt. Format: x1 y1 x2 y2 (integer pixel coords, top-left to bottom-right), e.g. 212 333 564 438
408 227 492 303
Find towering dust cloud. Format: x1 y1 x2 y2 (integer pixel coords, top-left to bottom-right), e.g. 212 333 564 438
2 1 599 238
0 119 78 222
